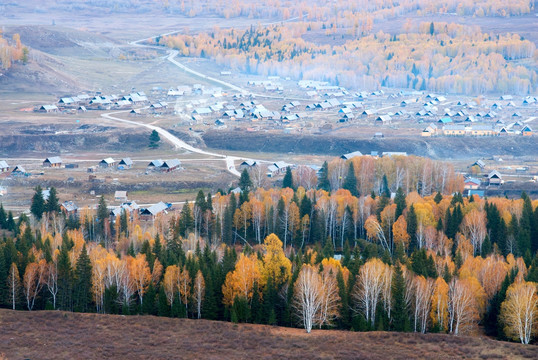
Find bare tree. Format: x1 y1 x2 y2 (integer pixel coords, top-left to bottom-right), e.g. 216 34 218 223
194 270 205 319
293 264 323 333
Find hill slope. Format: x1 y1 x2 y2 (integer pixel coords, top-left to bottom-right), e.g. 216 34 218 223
0 309 535 359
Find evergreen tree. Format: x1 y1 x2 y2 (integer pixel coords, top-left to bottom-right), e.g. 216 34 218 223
391 264 410 332
45 187 60 214
179 201 194 237
239 168 252 192
282 166 294 189
317 161 330 191
433 192 443 204
394 187 406 219
382 174 390 198
149 130 161 148
30 186 45 221
74 244 93 312
0 203 7 229
57 236 73 311
343 162 358 196
97 195 109 241
406 204 417 252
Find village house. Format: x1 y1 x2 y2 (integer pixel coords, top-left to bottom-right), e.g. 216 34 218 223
37 105 59 113
521 125 533 136
99 158 116 168
114 191 128 202
139 201 169 221
161 159 181 172
464 177 482 190
43 156 62 168
147 159 164 170
0 160 9 173
61 201 78 216
487 170 503 186
239 160 258 170
341 151 363 160
442 125 466 136
118 158 133 169
11 165 26 176
421 123 437 137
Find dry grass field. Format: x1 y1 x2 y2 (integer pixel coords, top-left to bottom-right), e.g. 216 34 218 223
0 309 536 360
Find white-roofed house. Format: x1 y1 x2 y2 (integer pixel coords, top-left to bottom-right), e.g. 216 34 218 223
99 158 116 168
118 158 133 169
161 159 181 172
43 156 62 168
0 160 9 172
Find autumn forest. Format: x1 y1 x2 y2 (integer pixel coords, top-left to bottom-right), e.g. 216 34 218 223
0 154 537 344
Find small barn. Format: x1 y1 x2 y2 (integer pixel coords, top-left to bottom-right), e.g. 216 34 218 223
341 151 363 160
99 158 116 168
0 160 9 173
161 159 181 172
43 157 63 168
118 158 133 169
139 201 169 221
61 201 78 215
487 170 503 186
147 159 164 170
11 165 26 175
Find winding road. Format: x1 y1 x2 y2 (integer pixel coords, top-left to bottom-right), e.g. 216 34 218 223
101 109 242 176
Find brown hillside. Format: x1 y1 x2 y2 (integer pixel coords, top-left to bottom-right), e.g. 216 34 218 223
0 309 535 360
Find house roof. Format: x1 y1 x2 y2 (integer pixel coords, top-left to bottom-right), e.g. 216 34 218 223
465 177 482 185
61 201 78 212
241 160 257 167
119 158 133 166
45 156 62 164
341 151 363 160
0 160 8 169
148 159 164 167
100 157 115 164
162 159 181 169
12 165 26 173
141 201 168 216
488 170 502 179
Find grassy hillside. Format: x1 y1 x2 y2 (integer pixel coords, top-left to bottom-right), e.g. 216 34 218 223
0 309 535 359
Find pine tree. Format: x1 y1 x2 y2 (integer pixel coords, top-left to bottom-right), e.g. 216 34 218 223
382 174 390 198
343 162 358 196
0 203 7 229
434 192 443 204
74 244 93 312
57 237 73 311
317 161 330 191
394 187 406 219
239 168 252 192
282 166 294 189
30 186 45 221
149 130 161 148
179 201 194 237
97 195 109 241
45 187 60 214
391 264 410 332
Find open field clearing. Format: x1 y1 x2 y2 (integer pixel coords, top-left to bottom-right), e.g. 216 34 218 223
0 309 536 360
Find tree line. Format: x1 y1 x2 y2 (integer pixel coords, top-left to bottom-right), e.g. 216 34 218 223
0 157 537 343
158 20 536 94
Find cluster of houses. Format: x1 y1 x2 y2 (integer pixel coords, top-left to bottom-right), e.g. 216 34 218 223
463 169 504 197
422 122 533 137
36 91 175 115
